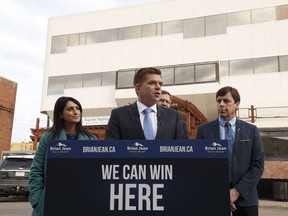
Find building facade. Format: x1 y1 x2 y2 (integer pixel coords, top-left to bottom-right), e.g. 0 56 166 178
0 77 17 155
41 0 288 199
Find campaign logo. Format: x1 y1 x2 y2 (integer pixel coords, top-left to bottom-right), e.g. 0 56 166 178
50 142 72 153
205 142 227 153
127 142 148 154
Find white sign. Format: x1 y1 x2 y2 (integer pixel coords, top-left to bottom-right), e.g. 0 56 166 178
82 116 110 126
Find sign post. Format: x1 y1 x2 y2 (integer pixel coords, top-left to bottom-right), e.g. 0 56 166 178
45 140 230 216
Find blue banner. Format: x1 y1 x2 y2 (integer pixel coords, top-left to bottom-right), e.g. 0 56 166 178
45 140 230 216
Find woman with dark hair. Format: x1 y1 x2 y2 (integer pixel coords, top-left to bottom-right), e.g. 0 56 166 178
28 96 96 216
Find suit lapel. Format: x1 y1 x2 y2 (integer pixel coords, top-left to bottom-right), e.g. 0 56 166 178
129 103 146 139
155 105 165 139
211 120 221 139
234 119 242 146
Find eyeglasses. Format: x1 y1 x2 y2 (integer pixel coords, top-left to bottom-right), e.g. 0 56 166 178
159 99 171 104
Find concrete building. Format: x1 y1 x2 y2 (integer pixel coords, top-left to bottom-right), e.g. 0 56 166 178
0 77 17 155
41 0 288 199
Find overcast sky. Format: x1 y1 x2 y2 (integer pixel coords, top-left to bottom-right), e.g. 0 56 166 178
0 0 158 143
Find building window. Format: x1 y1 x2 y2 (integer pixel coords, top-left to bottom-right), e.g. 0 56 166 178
65 74 83 88
183 17 205 38
83 73 102 87
254 56 278 74
276 138 288 158
68 34 80 46
279 55 288 72
47 76 65 95
162 20 183 35
175 65 194 84
227 11 251 27
51 35 67 53
86 31 105 44
104 29 118 42
86 30 118 44
102 71 116 86
79 33 86 45
261 129 288 159
142 23 158 38
116 70 135 88
50 4 288 53
219 61 229 77
160 67 174 85
205 14 227 36
47 71 117 95
229 59 254 76
252 7 276 23
195 64 217 82
120 26 142 40
47 54 286 94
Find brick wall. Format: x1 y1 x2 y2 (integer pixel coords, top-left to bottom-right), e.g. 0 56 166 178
10 142 33 151
262 161 288 179
0 77 17 155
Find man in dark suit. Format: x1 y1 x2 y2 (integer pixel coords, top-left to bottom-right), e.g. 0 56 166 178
105 67 185 140
158 89 190 139
196 86 264 216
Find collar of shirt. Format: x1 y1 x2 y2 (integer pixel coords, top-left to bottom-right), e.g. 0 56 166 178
137 101 158 114
219 117 236 127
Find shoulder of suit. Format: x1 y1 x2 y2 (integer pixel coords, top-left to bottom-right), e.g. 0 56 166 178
158 106 178 115
199 119 218 128
236 119 256 128
112 103 135 111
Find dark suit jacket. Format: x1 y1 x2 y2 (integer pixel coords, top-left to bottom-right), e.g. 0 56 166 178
196 119 265 207
105 103 185 140
181 121 190 139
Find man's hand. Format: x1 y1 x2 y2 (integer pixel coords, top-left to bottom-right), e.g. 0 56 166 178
230 188 240 211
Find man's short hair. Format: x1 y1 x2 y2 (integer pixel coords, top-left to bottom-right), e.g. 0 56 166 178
161 90 171 97
133 67 161 86
216 86 240 103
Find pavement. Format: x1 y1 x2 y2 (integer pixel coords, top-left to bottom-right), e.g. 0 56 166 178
259 199 288 209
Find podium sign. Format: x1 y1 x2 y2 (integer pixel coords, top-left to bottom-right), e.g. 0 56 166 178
45 140 230 216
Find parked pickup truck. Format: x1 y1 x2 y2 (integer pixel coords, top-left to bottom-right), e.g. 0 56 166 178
0 151 35 198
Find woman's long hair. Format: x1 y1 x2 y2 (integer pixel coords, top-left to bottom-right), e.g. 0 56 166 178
49 96 93 139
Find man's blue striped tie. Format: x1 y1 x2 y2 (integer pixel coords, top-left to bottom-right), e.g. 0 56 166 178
143 108 154 140
225 121 234 182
